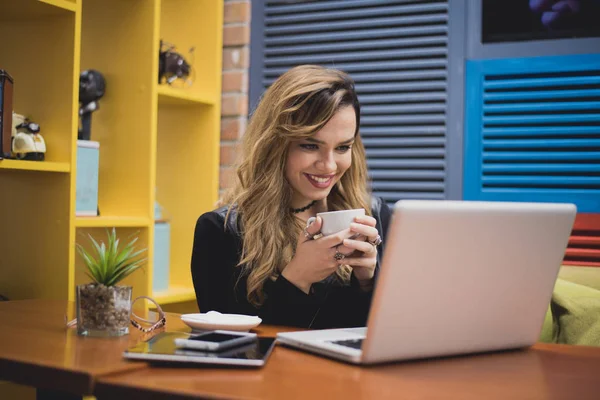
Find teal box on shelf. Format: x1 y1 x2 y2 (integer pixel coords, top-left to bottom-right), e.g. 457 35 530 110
153 221 170 293
75 140 100 216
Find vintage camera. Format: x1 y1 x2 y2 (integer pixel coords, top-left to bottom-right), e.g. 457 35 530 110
78 69 106 140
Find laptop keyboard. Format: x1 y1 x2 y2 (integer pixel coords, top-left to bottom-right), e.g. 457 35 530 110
329 338 363 350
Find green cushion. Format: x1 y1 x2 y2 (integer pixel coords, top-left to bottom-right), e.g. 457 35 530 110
556 266 600 291
551 278 600 346
539 305 554 343
539 267 600 347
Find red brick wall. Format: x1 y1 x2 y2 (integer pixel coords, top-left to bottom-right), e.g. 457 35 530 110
220 0 251 193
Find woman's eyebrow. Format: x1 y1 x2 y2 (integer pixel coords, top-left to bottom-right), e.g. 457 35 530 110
305 137 355 145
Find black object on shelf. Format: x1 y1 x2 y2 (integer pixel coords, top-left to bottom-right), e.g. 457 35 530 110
78 69 105 141
0 69 14 158
158 40 193 85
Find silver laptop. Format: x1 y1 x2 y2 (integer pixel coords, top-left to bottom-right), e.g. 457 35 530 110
276 200 576 364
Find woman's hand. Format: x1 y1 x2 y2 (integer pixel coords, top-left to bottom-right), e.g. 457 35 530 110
335 215 380 287
281 216 356 294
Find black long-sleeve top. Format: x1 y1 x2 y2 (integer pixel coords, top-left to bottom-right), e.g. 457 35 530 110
190 197 392 329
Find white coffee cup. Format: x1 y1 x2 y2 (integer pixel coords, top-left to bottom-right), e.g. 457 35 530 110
306 208 365 236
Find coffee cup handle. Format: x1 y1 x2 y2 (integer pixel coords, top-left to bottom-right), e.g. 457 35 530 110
306 217 316 227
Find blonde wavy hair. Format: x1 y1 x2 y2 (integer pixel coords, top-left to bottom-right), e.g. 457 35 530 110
221 65 371 307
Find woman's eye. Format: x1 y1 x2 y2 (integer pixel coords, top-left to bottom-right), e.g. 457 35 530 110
336 145 352 152
300 144 318 150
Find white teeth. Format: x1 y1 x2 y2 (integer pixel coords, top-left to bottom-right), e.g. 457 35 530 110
308 174 331 183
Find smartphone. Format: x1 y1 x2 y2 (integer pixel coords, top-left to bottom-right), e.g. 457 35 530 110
174 330 257 351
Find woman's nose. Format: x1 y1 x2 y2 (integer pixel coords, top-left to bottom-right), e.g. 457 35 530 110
316 151 336 171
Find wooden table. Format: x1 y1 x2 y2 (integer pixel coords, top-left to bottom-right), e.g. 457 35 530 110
3 299 600 400
94 336 600 399
0 298 297 399
0 299 178 398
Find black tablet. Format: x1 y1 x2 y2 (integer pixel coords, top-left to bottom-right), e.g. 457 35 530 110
124 332 276 367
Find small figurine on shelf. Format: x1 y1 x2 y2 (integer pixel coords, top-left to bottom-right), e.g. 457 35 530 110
78 69 106 141
11 113 46 161
158 39 195 86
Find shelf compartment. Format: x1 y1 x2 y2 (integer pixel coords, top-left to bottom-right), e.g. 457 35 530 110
0 0 76 21
154 285 197 305
80 0 156 217
0 159 70 173
75 216 150 228
159 0 222 102
157 85 215 106
0 4 77 165
156 106 219 301
0 172 71 301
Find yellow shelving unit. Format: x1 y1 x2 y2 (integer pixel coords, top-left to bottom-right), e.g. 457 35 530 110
154 0 222 306
39 0 77 12
75 216 151 228
0 159 70 173
0 2 221 398
154 285 197 305
157 85 215 106
0 0 222 310
0 0 80 306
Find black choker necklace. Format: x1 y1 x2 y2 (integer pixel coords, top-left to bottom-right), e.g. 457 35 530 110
291 200 317 214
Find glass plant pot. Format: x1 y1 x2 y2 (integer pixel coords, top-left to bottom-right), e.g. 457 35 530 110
76 283 132 337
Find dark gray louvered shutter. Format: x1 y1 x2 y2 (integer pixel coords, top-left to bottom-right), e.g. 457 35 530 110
250 0 449 204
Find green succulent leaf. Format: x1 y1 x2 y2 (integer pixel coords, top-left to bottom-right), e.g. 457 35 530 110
76 243 105 283
107 228 120 272
84 271 96 282
105 258 147 287
76 229 147 286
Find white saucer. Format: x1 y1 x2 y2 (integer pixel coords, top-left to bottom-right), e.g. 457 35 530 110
180 311 262 332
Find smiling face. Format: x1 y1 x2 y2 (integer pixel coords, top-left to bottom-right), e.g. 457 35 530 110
285 105 357 209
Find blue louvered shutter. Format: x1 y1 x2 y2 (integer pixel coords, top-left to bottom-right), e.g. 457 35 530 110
464 54 600 213
253 0 450 204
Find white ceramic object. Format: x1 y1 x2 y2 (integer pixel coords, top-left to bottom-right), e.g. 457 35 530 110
180 311 262 332
306 208 365 236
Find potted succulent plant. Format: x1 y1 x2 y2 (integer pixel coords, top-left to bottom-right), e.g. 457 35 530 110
75 228 147 337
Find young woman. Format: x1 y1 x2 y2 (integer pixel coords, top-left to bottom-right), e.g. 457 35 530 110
191 65 392 329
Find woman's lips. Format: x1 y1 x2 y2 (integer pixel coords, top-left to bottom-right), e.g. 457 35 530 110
304 173 335 189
